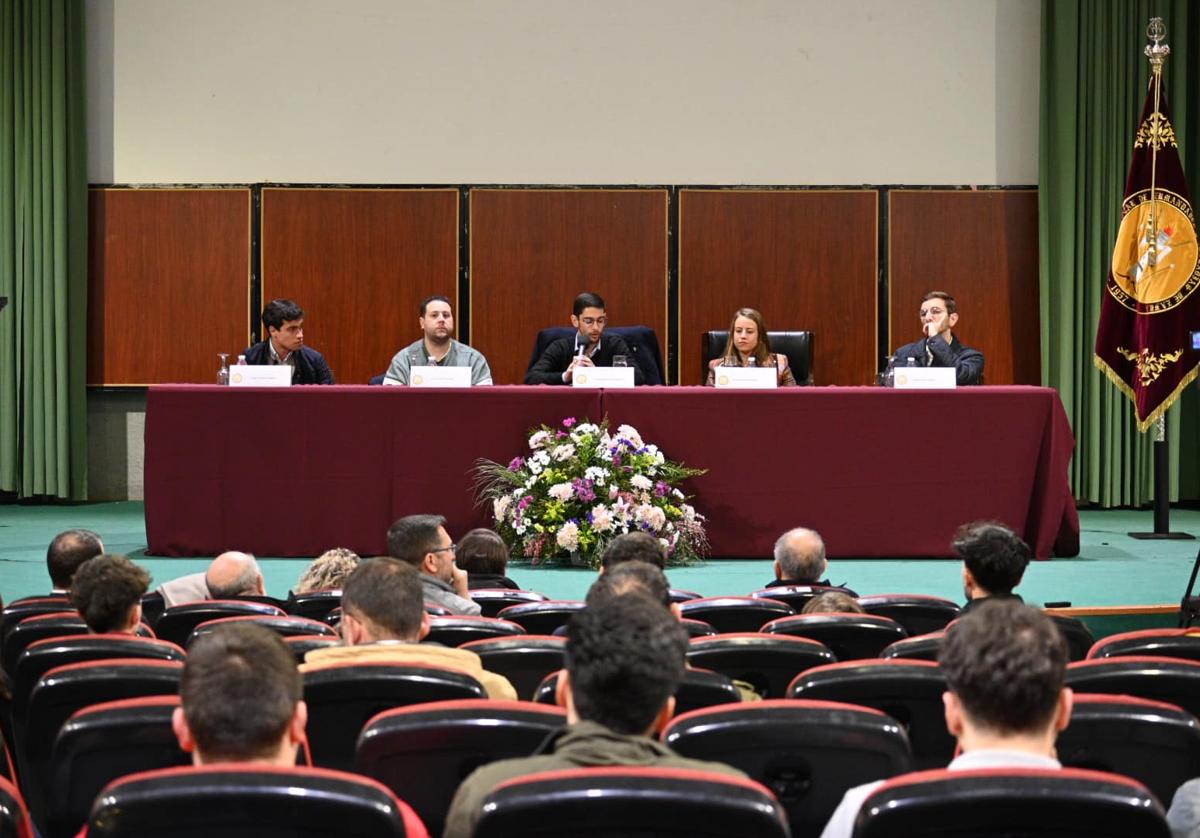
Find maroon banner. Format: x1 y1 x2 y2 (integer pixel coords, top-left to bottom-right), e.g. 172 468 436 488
1094 65 1200 430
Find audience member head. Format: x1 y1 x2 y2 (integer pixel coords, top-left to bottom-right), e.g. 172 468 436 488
586 560 672 609
46 528 104 590
600 532 667 571
721 307 772 366
801 590 863 614
387 514 455 582
561 594 688 736
339 557 427 644
69 554 151 634
938 599 1071 750
454 528 509 577
953 520 1030 599
293 547 360 594
173 623 305 765
773 527 827 583
205 551 265 599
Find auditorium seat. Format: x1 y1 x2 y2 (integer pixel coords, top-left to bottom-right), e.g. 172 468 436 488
787 659 952 769
286 590 343 623
762 613 908 660
138 591 165 628
534 667 742 717
302 662 486 771
461 636 566 701
356 699 567 836
668 588 703 603
703 329 814 385
1065 656 1200 722
1049 613 1096 662
662 699 912 836
495 601 585 635
857 594 960 637
1087 628 1200 662
473 766 789 838
2 612 88 675
0 596 69 648
528 325 666 385
469 589 548 619
678 596 794 633
685 633 836 699
1057 693 1200 808
749 584 852 612
19 658 184 833
425 615 525 647
0 775 31 838
153 600 287 647
185 614 338 646
880 631 945 662
47 695 189 838
85 765 427 837
284 634 340 663
852 767 1169 837
681 618 718 637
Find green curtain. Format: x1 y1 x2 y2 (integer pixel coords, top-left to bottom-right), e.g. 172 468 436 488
0 0 87 500
1040 0 1199 506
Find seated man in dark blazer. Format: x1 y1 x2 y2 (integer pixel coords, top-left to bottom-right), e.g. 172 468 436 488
242 299 334 384
524 291 644 385
891 291 984 385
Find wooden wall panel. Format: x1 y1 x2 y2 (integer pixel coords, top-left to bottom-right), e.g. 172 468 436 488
470 189 668 385
679 190 878 386
889 190 1041 385
87 188 251 385
260 188 459 386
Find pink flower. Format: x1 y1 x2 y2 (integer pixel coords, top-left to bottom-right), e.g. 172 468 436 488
562 417 577 428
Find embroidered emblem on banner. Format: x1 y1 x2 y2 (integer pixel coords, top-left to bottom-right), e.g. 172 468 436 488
1117 346 1185 385
1109 188 1200 312
1134 111 1178 150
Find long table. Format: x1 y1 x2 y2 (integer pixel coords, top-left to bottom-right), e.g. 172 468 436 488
144 385 1079 560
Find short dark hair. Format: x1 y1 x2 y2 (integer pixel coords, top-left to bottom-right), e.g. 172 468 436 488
386 514 447 566
801 591 863 614
420 295 452 317
47 529 104 589
455 528 508 576
939 599 1067 736
565 594 687 735
954 521 1030 595
341 557 425 640
600 532 666 570
573 292 606 316
70 554 151 633
262 299 304 332
587 561 671 608
922 290 957 315
181 623 301 762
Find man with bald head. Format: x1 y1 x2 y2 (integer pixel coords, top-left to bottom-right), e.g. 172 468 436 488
157 551 266 608
764 526 856 594
46 528 105 593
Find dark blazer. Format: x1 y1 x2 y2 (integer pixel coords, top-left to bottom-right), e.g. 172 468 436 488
763 579 859 597
892 334 984 385
466 573 521 591
242 341 335 385
524 335 645 385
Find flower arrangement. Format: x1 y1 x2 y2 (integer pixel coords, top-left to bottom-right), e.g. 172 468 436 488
475 417 708 568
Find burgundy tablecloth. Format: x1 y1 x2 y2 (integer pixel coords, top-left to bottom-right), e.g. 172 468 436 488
145 385 1079 559
603 386 1079 560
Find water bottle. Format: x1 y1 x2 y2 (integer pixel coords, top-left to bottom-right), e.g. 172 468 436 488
906 357 917 367
236 355 247 366
746 356 757 367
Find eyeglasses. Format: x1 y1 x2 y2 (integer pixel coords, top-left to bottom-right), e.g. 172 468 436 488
919 306 946 318
580 317 608 327
430 543 457 555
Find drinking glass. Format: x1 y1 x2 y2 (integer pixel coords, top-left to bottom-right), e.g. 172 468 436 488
612 355 628 367
217 353 230 386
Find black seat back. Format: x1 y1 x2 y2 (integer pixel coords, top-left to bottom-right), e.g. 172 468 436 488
749 585 851 612
462 636 567 701
153 600 287 647
357 699 567 836
763 613 908 661
0 596 70 650
1066 656 1200 719
469 589 548 619
302 662 486 772
283 634 340 663
857 594 960 637
685 633 836 699
1086 628 1200 662
0 775 31 838
534 667 741 717
663 699 912 836
186 614 337 647
1049 613 1095 662
678 597 794 634
495 601 585 635
3 612 87 676
426 616 526 647
880 631 945 662
703 330 813 385
286 590 343 622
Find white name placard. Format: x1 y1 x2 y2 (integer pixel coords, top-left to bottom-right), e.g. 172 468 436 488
572 366 636 388
713 366 778 389
228 366 292 387
893 367 957 389
410 366 472 388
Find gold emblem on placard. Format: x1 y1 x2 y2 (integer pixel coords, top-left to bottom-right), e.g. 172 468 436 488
1117 346 1185 385
576 373 588 384
231 373 243 384
895 373 909 386
1109 189 1199 311
412 374 423 385
717 374 730 386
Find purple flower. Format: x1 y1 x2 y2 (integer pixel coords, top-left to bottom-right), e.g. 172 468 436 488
654 481 670 497
612 454 622 467
573 478 596 503
562 417 577 428
518 496 532 510
556 430 568 439
508 456 526 471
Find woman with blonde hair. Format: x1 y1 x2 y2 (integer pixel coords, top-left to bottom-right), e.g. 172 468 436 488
293 547 360 594
705 307 796 387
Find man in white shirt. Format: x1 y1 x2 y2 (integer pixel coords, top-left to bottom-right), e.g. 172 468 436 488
383 295 493 385
819 599 1072 838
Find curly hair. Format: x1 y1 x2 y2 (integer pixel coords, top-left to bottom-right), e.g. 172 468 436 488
294 548 360 594
70 554 151 633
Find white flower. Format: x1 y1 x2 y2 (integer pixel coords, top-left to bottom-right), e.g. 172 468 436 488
608 484 620 499
681 503 697 522
630 474 653 491
493 496 511 521
585 466 609 486
570 423 600 442
672 488 685 500
616 424 644 447
529 430 551 450
548 482 574 502
591 504 614 532
532 451 551 465
556 521 580 551
524 475 538 488
528 460 543 475
551 443 576 462
515 521 528 535
636 504 666 531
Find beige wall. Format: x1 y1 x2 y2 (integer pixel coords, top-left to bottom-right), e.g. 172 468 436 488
86 0 1040 185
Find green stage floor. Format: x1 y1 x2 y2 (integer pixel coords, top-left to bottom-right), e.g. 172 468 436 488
2 503 1197 611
